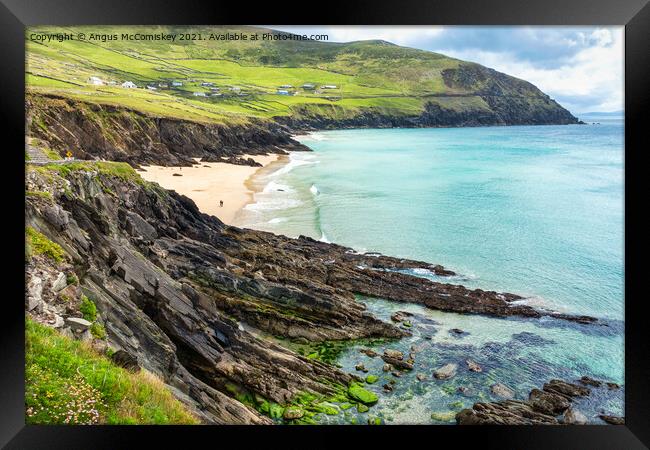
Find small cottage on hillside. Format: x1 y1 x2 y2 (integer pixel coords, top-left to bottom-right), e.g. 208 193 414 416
121 81 137 89
193 92 206 97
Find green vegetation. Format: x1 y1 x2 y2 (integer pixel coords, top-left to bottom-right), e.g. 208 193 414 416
25 190 53 201
25 226 66 263
25 25 544 126
25 319 199 424
347 382 379 405
90 322 107 340
79 295 97 322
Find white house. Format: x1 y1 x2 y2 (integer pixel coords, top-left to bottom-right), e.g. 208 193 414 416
279 84 293 88
121 81 137 89
277 89 290 95
321 85 338 89
193 92 206 97
302 83 315 89
87 76 104 86
230 86 241 93
146 85 157 91
171 81 183 87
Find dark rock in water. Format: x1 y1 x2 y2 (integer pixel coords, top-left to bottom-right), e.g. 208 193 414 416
543 379 590 399
111 349 141 372
382 363 392 372
466 359 482 372
457 400 558 425
383 349 404 360
383 384 393 392
449 328 466 335
172 173 182 177
528 388 570 415
457 378 614 426
579 376 602 387
382 355 413 371
434 363 458 380
416 373 427 381
391 311 413 323
355 363 368 373
606 382 621 390
599 414 624 425
391 371 402 378
360 348 378 358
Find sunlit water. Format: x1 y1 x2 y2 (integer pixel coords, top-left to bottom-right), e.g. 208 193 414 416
236 118 624 424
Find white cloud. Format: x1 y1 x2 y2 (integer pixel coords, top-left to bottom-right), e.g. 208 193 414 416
437 28 623 113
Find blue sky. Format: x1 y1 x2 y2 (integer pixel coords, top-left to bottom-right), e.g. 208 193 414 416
270 26 623 114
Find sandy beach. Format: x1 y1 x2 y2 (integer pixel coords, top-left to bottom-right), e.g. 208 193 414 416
138 154 287 225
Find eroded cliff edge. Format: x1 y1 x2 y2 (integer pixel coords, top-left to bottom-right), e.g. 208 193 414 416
25 163 597 424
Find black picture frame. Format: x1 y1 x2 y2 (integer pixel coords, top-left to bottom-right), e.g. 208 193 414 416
2 0 648 448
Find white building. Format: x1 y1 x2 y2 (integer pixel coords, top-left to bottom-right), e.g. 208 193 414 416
87 76 104 86
121 81 137 89
321 85 338 89
172 81 183 87
193 92 206 97
146 85 157 91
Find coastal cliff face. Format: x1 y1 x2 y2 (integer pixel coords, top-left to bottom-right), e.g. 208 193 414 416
25 163 597 424
26 94 308 167
27 81 578 168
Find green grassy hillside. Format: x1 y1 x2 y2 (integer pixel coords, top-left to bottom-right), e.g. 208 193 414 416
25 318 199 424
26 26 574 126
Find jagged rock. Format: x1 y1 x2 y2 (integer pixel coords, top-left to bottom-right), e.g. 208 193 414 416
110 349 141 372
456 400 558 425
355 363 368 373
466 359 482 372
390 311 413 323
490 383 515 399
382 364 392 372
65 316 91 331
416 373 427 381
543 379 590 399
51 272 67 293
383 349 403 360
382 355 413 371
449 328 466 336
528 388 570 415
52 314 65 329
26 276 43 311
606 382 621 390
383 384 393 392
360 348 378 358
599 414 624 425
434 363 458 380
563 408 588 425
579 376 602 387
391 371 402 378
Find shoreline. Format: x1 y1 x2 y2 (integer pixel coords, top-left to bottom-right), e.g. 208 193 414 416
138 154 287 226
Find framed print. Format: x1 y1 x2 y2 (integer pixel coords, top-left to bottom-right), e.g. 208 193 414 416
1 0 648 448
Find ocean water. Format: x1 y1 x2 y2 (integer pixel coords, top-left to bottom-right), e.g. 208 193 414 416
236 118 624 424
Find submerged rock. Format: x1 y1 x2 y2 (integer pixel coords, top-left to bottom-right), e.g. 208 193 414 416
434 363 458 380
383 349 403 360
599 414 624 425
348 383 379 405
490 383 515 399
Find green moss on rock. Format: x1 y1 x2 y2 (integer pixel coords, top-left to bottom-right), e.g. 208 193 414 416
348 382 378 405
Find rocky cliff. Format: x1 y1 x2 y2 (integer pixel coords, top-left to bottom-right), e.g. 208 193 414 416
25 162 598 424
26 94 309 167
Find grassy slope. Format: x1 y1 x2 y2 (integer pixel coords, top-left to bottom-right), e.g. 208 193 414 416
25 318 199 425
26 25 517 124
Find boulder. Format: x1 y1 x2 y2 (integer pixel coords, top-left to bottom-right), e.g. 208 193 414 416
360 348 378 358
490 383 515 399
51 272 67 293
347 383 378 405
599 414 624 425
383 349 403 360
26 276 43 311
543 379 590 399
416 373 427 381
466 359 482 372
563 408 588 425
579 376 602 387
434 363 458 380
529 388 570 415
283 406 304 420
65 316 92 331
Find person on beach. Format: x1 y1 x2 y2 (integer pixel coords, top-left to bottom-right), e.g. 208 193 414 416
219 200 224 207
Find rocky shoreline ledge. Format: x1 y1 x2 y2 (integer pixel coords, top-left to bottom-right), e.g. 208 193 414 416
25 161 607 424
456 377 623 425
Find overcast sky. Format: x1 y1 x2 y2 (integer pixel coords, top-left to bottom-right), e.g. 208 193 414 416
270 26 623 114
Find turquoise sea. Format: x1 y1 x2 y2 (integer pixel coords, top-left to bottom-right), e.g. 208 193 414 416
236 117 624 424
